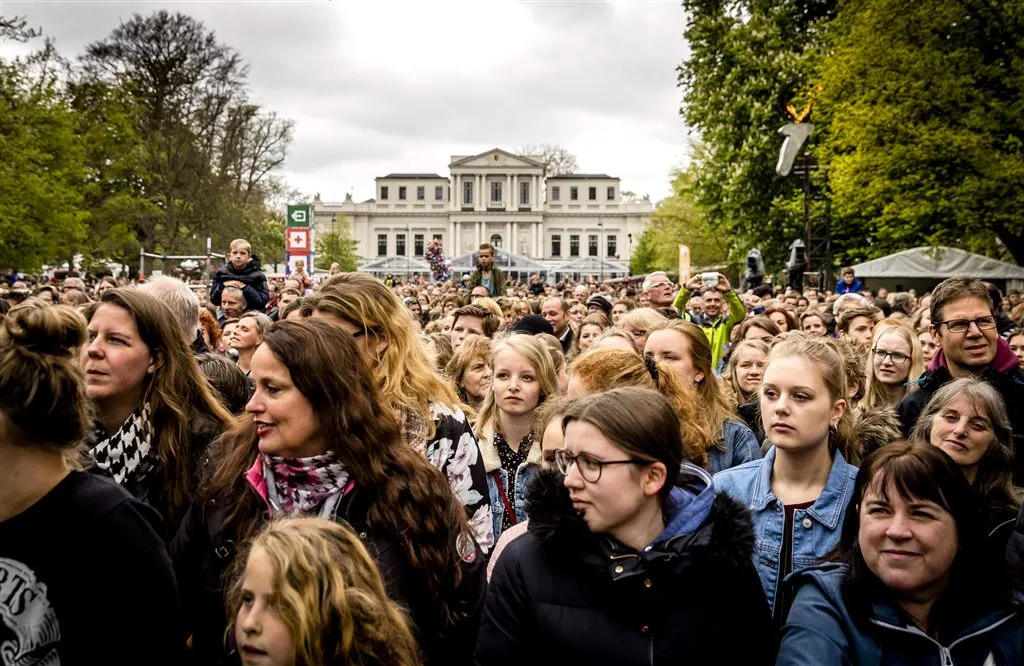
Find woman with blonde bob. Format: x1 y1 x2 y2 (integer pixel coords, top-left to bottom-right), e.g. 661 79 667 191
645 320 761 474
230 517 422 666
619 307 668 350
446 334 493 414
568 347 711 470
911 377 1021 540
475 335 560 538
862 320 923 409
306 273 493 551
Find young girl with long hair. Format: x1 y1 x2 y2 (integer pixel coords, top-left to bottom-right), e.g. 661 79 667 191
0 301 183 665
230 517 422 666
644 320 761 473
475 335 559 539
477 388 774 664
306 273 493 551
172 319 485 665
724 338 770 405
863 320 923 409
81 288 232 536
571 312 610 356
714 335 860 624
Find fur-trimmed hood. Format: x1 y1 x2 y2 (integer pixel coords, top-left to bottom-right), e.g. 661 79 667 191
525 465 756 578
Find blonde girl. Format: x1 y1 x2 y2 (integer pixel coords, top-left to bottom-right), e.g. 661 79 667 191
724 339 770 405
862 319 923 409
230 517 421 666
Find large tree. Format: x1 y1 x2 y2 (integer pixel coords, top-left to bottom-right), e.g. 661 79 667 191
76 10 293 263
642 168 732 274
519 144 579 176
818 0 1024 264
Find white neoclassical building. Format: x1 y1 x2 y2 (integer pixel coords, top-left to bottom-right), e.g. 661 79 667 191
311 148 653 278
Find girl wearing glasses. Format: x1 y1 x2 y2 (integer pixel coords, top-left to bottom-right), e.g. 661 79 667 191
714 335 860 625
476 387 774 665
475 335 560 539
863 321 923 410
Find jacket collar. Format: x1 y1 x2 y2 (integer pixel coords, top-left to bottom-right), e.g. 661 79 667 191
751 446 854 529
927 338 1023 377
478 419 541 473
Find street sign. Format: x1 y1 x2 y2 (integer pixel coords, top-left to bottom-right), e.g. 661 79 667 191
287 227 310 253
286 204 311 228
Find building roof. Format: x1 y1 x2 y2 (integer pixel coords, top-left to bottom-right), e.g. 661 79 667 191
545 173 617 180
851 247 1024 280
377 173 445 180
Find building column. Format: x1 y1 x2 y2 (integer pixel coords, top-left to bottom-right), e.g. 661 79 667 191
476 174 483 211
505 221 512 256
448 219 455 251
506 173 513 212
452 174 459 210
511 221 519 257
533 175 540 211
533 222 541 258
475 220 482 248
512 174 518 210
455 221 461 255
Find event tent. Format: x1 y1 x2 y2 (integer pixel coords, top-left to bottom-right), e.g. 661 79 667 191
851 247 1024 292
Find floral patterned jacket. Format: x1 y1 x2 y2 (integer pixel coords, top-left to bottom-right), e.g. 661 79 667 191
404 402 495 553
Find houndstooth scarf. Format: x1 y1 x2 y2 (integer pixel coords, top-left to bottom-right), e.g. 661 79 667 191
263 451 350 518
90 402 156 487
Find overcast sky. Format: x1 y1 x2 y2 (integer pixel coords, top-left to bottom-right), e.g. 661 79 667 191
3 0 692 203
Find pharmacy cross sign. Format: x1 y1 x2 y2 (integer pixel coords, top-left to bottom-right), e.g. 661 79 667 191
287 228 310 253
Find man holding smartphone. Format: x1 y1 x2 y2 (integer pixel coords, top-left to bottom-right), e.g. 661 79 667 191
674 272 747 370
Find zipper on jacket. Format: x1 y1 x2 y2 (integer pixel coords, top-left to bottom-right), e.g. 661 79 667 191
870 613 1017 664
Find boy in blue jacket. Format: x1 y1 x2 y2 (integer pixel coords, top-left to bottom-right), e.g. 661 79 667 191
210 239 269 312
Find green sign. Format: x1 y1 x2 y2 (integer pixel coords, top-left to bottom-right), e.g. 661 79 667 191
286 204 312 228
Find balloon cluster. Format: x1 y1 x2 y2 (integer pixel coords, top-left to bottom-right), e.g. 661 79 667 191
426 240 451 282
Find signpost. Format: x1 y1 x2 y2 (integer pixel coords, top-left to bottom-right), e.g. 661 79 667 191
285 204 314 275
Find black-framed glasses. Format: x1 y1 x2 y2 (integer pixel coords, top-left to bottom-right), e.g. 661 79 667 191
553 449 652 483
938 316 997 334
872 349 910 365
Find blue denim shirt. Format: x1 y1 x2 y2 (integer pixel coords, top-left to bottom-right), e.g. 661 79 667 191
712 446 858 613
707 419 762 475
476 420 542 539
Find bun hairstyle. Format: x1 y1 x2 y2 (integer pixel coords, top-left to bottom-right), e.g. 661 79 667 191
0 300 93 448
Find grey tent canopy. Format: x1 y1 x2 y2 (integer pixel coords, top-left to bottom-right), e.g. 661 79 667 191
851 247 1024 288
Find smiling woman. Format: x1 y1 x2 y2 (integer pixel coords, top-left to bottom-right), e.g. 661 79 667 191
777 443 1024 665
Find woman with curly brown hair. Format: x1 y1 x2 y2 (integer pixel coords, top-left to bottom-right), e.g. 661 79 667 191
230 517 422 666
171 319 485 666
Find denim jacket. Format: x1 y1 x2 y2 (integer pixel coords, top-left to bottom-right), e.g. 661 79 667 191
707 419 762 475
477 421 541 539
712 446 858 613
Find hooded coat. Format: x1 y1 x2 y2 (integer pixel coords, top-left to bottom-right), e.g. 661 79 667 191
475 467 775 666
897 338 1024 483
210 256 269 312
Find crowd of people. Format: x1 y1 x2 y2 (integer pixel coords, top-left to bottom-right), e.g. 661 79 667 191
2 241 1024 665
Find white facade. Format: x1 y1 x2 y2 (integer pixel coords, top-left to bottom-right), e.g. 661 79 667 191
311 148 653 271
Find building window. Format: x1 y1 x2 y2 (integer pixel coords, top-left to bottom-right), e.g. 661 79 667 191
463 180 474 205
414 234 424 256
552 186 560 201
396 233 406 256
570 234 580 257
520 181 530 205
433 233 443 242
570 187 578 201
589 187 597 201
435 185 444 200
588 234 598 256
380 186 389 201
399 186 407 201
490 233 502 249
551 235 561 257
416 186 425 201
491 181 502 202
377 234 387 256
607 186 616 200
607 234 617 257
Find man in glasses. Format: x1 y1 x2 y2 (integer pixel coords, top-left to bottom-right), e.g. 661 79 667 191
897 277 1024 483
673 271 747 370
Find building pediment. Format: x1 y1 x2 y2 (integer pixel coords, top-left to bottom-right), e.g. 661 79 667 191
450 148 545 170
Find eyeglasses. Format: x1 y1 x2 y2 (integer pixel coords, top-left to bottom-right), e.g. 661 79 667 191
873 349 910 365
647 281 673 290
553 449 651 483
937 316 997 334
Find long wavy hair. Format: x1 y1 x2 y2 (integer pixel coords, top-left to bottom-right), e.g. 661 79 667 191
308 272 460 439
910 377 1021 515
862 319 923 409
569 347 710 469
446 335 492 403
229 517 422 666
85 288 232 524
648 320 737 448
763 334 861 464
476 335 559 438
204 319 471 625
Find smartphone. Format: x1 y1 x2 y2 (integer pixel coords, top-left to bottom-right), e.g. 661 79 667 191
701 272 718 286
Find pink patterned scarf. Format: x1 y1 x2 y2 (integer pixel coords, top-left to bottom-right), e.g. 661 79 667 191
262 451 350 517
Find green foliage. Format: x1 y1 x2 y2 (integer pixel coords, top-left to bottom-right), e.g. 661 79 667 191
817 0 1024 265
629 230 660 275
315 215 359 272
647 169 732 272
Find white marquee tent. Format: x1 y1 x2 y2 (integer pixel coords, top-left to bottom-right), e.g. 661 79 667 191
851 247 1024 292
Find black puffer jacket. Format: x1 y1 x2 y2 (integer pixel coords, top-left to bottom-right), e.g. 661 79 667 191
171 467 486 666
475 468 775 666
210 256 269 311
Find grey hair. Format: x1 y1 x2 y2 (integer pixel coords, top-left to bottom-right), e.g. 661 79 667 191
138 276 200 344
832 292 867 316
642 272 669 294
238 311 274 336
222 286 247 305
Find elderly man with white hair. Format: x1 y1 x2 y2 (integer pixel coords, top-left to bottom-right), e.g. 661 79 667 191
642 271 677 308
138 276 205 352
